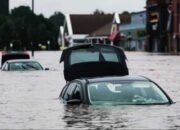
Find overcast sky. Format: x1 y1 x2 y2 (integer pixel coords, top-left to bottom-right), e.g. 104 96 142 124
10 0 146 18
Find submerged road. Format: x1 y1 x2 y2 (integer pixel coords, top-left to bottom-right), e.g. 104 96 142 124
0 51 180 129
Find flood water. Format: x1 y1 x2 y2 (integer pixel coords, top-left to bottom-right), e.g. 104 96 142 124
0 51 180 129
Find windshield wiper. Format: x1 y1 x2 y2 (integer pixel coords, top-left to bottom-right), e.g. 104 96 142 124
24 64 39 70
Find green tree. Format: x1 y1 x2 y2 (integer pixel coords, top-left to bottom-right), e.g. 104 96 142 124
49 12 65 27
10 6 35 50
0 16 13 50
93 9 105 15
0 6 66 50
49 12 65 49
120 11 131 24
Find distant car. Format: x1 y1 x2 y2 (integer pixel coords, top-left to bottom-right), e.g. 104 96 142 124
59 76 173 105
1 59 44 71
1 51 30 67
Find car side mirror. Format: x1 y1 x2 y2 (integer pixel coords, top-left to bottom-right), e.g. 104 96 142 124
44 68 49 71
67 99 81 105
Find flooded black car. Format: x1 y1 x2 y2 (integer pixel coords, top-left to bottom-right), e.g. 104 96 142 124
59 43 173 105
59 76 173 105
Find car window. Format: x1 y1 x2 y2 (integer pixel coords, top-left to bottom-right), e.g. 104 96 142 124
2 62 8 71
63 83 77 101
70 49 99 65
71 84 82 100
24 61 43 70
100 48 119 62
70 47 120 65
5 63 9 70
88 81 169 105
9 61 43 71
59 84 68 98
9 63 23 70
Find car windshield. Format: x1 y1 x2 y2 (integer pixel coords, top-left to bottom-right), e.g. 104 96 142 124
88 80 170 105
9 61 43 71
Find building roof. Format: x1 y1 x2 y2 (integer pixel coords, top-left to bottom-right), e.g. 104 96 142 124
69 14 114 34
89 22 112 37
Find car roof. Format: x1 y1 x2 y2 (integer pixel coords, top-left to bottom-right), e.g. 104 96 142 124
82 75 150 83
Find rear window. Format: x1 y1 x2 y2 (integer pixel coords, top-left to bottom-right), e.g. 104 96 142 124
101 48 119 62
70 47 119 65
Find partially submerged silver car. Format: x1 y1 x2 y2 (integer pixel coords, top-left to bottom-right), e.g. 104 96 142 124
1 59 44 71
1 51 47 71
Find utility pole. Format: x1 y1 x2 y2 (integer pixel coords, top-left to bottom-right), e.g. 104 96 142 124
32 0 34 13
31 0 34 57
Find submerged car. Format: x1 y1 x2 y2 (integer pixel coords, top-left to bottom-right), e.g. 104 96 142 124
1 59 44 71
59 43 173 105
59 76 173 105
